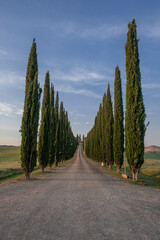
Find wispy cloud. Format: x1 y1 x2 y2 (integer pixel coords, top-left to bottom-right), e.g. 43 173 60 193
51 22 126 40
142 83 160 89
72 122 81 125
0 71 25 87
0 102 23 117
69 110 86 118
146 112 155 115
140 23 160 38
54 66 111 86
56 85 101 99
0 49 7 55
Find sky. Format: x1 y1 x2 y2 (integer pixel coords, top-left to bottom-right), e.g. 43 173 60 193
0 0 160 146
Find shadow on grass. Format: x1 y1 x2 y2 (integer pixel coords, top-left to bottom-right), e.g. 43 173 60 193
85 156 160 189
102 166 160 188
0 166 41 182
0 168 23 181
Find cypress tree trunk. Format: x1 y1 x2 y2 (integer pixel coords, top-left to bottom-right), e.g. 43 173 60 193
117 165 120 173
113 66 124 174
125 19 146 181
38 71 50 171
21 39 41 180
109 163 112 170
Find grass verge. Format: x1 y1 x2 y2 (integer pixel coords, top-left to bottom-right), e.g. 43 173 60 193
83 151 160 189
0 146 77 185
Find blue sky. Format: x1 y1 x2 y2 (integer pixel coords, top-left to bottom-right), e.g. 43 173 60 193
0 0 160 146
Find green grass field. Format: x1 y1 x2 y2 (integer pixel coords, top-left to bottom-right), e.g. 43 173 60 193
0 146 76 183
84 151 160 188
122 152 160 188
0 146 23 182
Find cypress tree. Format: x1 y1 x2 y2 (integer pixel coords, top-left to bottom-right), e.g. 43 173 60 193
97 104 102 163
64 111 69 160
82 135 85 152
55 120 60 166
55 92 59 126
101 93 106 165
113 66 124 173
59 102 64 162
21 39 41 180
62 108 66 161
49 83 55 168
125 19 146 181
105 84 114 169
38 71 50 172
54 92 59 166
25 38 38 88
76 134 79 144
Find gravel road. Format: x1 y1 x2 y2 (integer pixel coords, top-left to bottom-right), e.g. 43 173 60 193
0 146 160 240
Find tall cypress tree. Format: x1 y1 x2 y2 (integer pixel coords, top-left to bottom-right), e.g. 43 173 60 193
55 92 59 126
25 38 38 88
105 84 114 169
82 135 85 152
113 66 124 173
97 104 102 163
55 120 60 166
62 108 66 161
125 19 146 181
59 102 64 162
54 92 59 166
49 83 55 168
21 39 41 180
101 93 106 165
38 71 50 172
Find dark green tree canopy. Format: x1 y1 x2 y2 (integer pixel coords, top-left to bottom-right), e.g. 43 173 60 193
113 66 124 172
105 84 114 167
49 83 55 168
38 71 51 171
125 19 146 180
21 39 41 179
26 38 38 88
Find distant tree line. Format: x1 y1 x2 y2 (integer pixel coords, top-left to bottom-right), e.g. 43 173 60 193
21 39 77 179
85 19 147 181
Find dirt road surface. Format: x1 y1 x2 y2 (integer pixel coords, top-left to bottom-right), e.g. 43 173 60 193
0 146 160 240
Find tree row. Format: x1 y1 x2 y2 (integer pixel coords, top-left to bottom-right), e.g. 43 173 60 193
85 19 147 181
21 39 77 179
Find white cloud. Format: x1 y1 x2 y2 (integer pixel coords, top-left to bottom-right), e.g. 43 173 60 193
146 112 154 115
141 23 160 38
0 102 23 117
72 122 81 125
142 83 160 89
16 109 23 115
51 22 126 40
56 85 101 99
54 67 109 86
69 110 86 119
76 113 86 118
0 49 7 55
0 71 25 86
53 67 114 86
80 24 126 40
